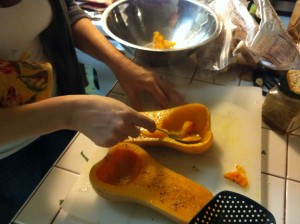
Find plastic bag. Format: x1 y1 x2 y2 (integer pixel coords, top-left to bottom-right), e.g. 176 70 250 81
195 0 300 72
287 0 300 51
247 0 300 70
196 0 259 71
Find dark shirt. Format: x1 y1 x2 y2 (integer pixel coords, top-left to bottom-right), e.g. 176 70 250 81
41 0 89 95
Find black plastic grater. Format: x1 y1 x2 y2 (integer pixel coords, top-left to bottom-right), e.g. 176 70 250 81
189 190 276 224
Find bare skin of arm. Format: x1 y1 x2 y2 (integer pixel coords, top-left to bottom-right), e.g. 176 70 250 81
0 95 156 147
71 18 185 110
0 17 184 148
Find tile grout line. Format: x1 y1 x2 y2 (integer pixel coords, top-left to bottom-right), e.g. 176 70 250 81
53 165 81 176
189 62 198 85
50 207 62 224
283 134 289 224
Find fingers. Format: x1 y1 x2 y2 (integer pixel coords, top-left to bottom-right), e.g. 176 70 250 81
74 95 156 148
161 81 185 105
91 122 138 147
134 113 156 133
123 123 141 138
127 92 142 111
107 109 155 142
122 109 155 133
98 132 129 147
156 76 185 106
99 121 155 147
147 82 170 108
145 75 185 108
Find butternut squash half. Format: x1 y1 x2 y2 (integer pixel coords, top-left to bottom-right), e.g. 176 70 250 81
126 103 213 154
89 142 213 224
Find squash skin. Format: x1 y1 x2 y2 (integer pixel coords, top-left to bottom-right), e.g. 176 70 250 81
126 103 213 154
89 142 213 224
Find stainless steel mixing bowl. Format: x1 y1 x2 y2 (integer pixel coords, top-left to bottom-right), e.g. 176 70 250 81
101 0 221 65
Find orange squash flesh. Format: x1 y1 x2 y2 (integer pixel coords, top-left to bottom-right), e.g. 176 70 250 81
126 103 213 154
89 143 213 224
153 31 176 49
224 165 249 188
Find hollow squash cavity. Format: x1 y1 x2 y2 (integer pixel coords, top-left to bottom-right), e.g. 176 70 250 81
126 103 213 154
89 142 213 224
95 148 143 185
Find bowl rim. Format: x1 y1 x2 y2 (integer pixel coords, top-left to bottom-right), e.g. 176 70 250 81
101 0 221 52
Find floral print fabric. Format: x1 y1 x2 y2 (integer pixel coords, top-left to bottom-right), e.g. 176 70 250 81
0 60 53 107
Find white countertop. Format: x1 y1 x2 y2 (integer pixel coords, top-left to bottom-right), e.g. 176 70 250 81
11 16 300 224
10 54 300 224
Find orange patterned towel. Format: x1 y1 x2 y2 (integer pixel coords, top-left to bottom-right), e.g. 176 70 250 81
0 60 53 108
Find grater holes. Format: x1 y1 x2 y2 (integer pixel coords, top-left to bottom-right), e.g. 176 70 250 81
189 191 276 224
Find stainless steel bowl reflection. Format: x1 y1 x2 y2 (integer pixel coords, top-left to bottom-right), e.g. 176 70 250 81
102 0 221 65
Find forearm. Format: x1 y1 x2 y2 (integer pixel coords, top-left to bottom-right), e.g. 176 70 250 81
70 17 185 110
0 96 73 146
71 18 135 78
0 93 155 147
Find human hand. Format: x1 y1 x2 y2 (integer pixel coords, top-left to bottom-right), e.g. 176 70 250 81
71 18 184 110
115 63 185 110
69 95 156 147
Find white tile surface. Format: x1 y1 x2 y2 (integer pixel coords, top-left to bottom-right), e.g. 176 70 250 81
239 80 254 87
12 15 300 223
287 135 300 181
188 79 216 89
286 180 300 224
53 209 96 224
291 128 300 136
193 69 215 83
140 56 197 80
14 61 299 224
107 92 127 102
109 82 124 95
14 168 79 224
261 173 285 224
213 66 241 86
261 128 287 177
56 133 102 174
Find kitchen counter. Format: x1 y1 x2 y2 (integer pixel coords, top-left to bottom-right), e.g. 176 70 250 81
11 18 300 224
10 54 300 224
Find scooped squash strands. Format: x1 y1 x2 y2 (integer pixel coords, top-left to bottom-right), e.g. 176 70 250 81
126 103 213 154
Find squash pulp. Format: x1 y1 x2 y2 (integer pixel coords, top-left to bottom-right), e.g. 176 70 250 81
89 142 213 224
126 103 213 154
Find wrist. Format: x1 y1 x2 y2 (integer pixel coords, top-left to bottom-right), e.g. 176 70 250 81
59 95 81 131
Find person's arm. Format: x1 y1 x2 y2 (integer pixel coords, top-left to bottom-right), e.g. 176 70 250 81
0 95 156 147
0 97 70 145
71 18 185 110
